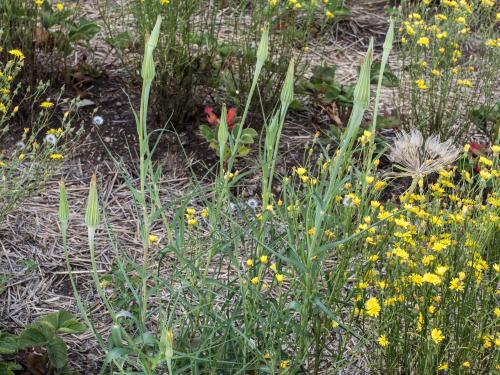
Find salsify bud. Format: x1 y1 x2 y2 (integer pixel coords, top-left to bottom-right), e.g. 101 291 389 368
141 16 162 82
218 104 229 159
58 177 69 228
85 174 100 231
256 27 269 64
280 59 295 106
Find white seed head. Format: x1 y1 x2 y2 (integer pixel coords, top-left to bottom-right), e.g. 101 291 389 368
45 133 57 145
387 129 459 178
92 115 104 126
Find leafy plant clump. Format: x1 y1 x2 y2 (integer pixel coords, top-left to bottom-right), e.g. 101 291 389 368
0 311 85 374
396 0 500 142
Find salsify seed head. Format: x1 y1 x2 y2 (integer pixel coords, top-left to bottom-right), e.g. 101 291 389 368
387 129 459 179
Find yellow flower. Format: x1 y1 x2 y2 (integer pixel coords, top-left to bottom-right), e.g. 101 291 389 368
417 37 429 47
374 180 387 191
40 101 54 109
431 69 442 77
457 79 471 87
325 10 334 19
415 79 428 90
148 234 159 243
187 218 197 226
246 259 253 267
431 328 445 344
438 363 449 371
269 263 277 272
251 276 259 285
8 49 25 59
56 2 64 11
308 227 315 236
436 31 447 39
365 297 381 317
455 16 466 24
280 360 289 369
479 170 491 181
479 156 493 167
34 0 44 6
160 0 170 4
422 273 441 285
201 207 208 218
365 175 374 184
450 277 464 291
260 255 268 264
295 167 306 176
462 361 471 368
275 273 284 283
50 153 64 160
377 335 389 347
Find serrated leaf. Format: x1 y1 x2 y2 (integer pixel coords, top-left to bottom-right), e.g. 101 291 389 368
47 336 68 370
108 31 133 50
237 146 250 156
0 361 22 375
133 332 158 347
0 333 18 354
105 347 131 363
370 61 399 87
199 124 216 142
18 325 53 348
57 319 86 335
68 18 100 43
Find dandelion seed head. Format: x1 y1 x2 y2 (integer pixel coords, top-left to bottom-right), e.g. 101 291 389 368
92 115 104 126
45 133 57 145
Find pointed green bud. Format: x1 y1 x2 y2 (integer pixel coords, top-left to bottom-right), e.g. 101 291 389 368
58 178 69 228
280 59 295 106
85 174 100 231
256 27 269 64
141 16 162 82
383 19 394 53
353 39 373 109
217 104 229 159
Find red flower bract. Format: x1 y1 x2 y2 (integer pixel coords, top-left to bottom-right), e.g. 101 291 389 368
204 106 237 129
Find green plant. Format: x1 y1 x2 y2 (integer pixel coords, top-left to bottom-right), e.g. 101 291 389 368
396 0 500 142
35 1 100 79
469 102 500 144
0 1 99 82
0 311 85 374
98 0 348 125
0 49 81 223
199 105 258 160
57 15 407 373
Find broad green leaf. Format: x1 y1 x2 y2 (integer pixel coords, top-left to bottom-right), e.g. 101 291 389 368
107 31 133 50
0 333 18 354
47 336 68 370
0 362 22 375
68 18 100 43
199 124 216 142
18 325 53 348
